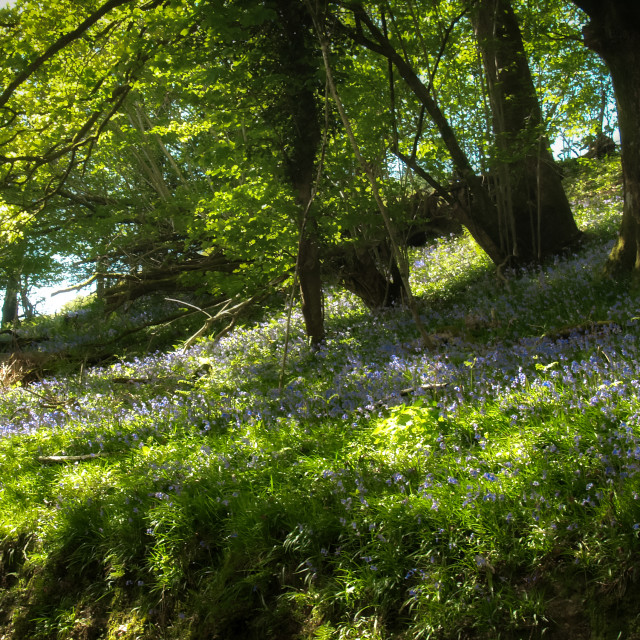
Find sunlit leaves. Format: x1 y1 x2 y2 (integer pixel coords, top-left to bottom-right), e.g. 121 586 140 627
0 199 27 243
0 0 621 318
514 0 615 156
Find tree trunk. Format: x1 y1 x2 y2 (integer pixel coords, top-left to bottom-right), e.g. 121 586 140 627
296 206 325 345
2 273 20 325
18 276 34 320
571 1 640 274
341 3 578 268
272 0 325 345
337 244 403 309
474 0 580 262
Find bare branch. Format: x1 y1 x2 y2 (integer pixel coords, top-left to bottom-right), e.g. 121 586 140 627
51 275 99 297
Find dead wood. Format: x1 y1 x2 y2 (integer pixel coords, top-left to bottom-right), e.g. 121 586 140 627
111 376 152 384
103 253 240 310
37 452 116 464
178 274 288 351
543 320 619 341
0 352 52 387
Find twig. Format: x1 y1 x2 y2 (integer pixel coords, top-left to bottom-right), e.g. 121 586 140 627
165 297 214 318
179 298 236 352
18 383 77 410
176 276 287 352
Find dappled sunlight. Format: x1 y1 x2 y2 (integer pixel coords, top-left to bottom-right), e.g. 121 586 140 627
1 167 639 639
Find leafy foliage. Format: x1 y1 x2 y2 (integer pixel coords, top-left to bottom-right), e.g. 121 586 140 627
0 0 618 324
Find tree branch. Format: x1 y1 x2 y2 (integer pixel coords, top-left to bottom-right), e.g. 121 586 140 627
51 275 99 297
0 0 135 109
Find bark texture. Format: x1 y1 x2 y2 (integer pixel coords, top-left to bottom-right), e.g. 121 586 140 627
337 244 402 309
1 273 19 325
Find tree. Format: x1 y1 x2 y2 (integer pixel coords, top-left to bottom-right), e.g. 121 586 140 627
0 0 162 196
473 0 580 262
0 0 176 313
0 0 626 351
331 0 580 267
570 1 640 275
259 0 326 344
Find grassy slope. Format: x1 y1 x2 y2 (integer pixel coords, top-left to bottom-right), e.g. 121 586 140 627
1 157 640 639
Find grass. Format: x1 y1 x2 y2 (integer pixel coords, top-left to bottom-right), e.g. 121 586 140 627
1 156 640 639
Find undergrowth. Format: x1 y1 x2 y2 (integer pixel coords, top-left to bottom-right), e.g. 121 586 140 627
1 156 639 639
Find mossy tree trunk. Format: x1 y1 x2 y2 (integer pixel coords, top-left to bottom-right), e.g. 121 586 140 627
572 1 640 275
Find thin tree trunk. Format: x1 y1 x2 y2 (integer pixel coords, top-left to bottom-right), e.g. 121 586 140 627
311 16 435 347
273 0 325 345
96 260 106 300
18 276 34 320
295 195 325 345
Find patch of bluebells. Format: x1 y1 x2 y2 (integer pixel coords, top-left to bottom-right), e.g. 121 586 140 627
2 189 640 605
4 278 640 456
5 199 636 445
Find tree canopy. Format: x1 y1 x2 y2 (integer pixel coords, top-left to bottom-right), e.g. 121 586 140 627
0 0 624 344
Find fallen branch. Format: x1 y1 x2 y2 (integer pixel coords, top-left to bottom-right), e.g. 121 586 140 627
111 376 152 384
170 297 233 352
398 383 449 396
88 297 229 351
173 274 288 352
180 296 257 352
356 383 450 414
37 452 116 464
543 320 619 341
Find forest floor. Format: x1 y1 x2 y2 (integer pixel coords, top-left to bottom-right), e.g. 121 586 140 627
1 156 640 639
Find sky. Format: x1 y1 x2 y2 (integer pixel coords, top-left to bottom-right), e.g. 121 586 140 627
34 284 91 316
